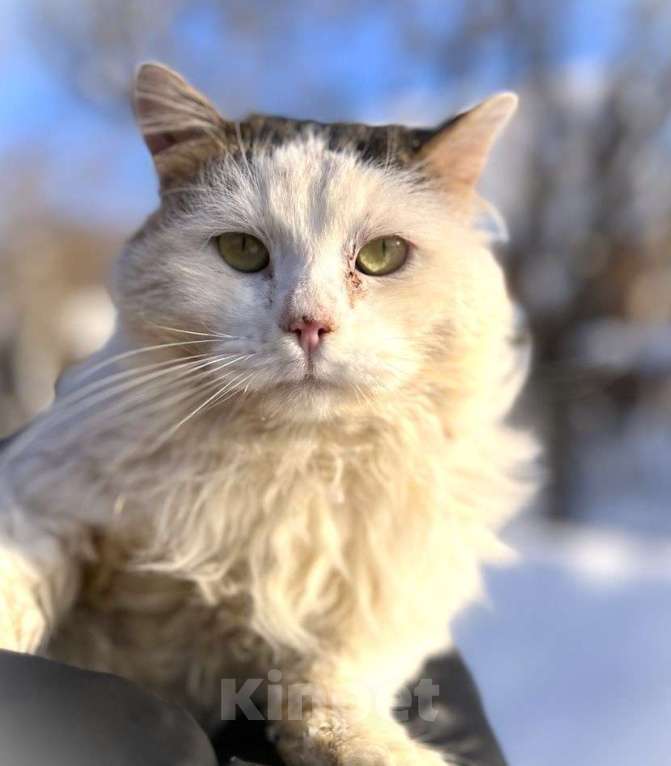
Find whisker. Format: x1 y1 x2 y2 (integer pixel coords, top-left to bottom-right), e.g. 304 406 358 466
78 339 225 383
162 369 253 438
102 374 235 467
58 353 253 428
60 354 208 409
132 376 241 459
97 354 255 442
194 375 256 426
46 356 215 426
148 323 238 340
0 354 248 466
24 376 213 493
208 370 256 408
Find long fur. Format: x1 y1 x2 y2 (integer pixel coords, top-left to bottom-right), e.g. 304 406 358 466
0 122 537 763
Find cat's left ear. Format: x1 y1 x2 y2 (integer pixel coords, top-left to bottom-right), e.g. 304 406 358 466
132 62 226 186
415 92 518 195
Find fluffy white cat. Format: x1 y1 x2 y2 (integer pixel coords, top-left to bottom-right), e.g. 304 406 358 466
0 63 537 765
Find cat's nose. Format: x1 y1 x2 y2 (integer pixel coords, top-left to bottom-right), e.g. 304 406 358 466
287 317 333 355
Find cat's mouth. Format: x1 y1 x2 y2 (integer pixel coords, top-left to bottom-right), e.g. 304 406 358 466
279 366 344 395
261 347 354 401
299 371 338 390
295 356 334 386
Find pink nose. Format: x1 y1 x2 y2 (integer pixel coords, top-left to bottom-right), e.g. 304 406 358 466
288 317 333 355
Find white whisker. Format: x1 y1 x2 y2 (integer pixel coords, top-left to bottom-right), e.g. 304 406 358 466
0 353 254 467
60 354 207 410
59 353 252 428
78 339 224 383
149 323 237 340
94 355 256 458
163 369 253 438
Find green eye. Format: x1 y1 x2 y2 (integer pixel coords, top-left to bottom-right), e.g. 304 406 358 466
216 233 270 273
355 236 409 276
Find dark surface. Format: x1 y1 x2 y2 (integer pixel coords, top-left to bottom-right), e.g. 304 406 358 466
406 652 509 766
0 649 506 766
0 650 217 766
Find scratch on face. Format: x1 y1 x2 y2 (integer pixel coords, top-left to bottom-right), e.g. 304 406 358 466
346 264 363 305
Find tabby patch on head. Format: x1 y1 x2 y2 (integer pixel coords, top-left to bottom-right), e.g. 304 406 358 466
133 62 516 198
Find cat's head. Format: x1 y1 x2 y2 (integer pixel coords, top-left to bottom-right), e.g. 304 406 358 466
114 63 520 423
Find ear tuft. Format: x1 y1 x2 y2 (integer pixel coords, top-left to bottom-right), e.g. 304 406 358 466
133 62 225 182
417 92 518 195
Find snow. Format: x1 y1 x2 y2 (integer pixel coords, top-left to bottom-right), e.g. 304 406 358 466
454 515 671 766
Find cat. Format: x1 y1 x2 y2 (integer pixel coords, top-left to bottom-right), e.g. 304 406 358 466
0 62 537 765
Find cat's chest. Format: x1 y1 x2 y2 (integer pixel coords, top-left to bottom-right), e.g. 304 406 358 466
48 544 273 716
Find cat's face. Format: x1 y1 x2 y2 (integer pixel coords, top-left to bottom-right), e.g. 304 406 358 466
114 64 518 422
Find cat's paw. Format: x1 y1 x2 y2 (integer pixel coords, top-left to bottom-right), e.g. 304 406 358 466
275 710 446 766
334 737 447 766
0 577 47 652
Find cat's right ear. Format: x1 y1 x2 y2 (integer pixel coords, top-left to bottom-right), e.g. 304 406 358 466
133 62 225 186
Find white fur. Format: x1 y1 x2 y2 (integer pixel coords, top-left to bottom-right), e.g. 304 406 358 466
0 133 537 763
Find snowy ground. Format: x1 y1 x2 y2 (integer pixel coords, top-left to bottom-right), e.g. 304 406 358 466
454 515 671 766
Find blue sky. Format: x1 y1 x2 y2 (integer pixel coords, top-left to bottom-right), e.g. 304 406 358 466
0 0 630 227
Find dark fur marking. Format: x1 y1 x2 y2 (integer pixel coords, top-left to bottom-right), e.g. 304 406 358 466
156 112 462 192
214 114 454 168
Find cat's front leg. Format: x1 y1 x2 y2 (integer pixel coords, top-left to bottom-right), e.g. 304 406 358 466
271 662 447 766
0 531 81 653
